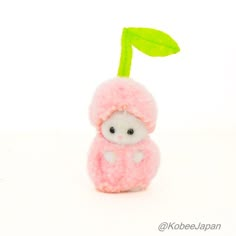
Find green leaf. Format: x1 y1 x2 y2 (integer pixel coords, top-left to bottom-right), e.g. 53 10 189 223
117 27 180 77
127 27 180 57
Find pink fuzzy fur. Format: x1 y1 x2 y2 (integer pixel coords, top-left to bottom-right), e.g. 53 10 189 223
88 78 160 193
89 78 157 133
87 134 160 193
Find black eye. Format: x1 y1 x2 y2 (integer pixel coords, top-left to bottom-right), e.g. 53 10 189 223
127 128 134 135
109 127 115 134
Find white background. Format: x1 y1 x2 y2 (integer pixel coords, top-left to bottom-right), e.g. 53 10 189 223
0 0 235 235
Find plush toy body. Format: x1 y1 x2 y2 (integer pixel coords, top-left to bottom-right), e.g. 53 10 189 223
87 27 180 193
88 134 160 193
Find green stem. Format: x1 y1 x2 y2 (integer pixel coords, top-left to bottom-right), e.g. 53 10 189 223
117 28 132 78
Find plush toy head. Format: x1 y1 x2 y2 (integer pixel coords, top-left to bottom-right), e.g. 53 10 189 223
90 27 180 136
101 111 148 145
89 78 157 134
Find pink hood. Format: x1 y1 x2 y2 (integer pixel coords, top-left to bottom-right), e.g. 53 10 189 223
89 78 157 133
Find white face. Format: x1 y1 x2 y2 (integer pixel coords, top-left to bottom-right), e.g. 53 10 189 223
101 111 148 145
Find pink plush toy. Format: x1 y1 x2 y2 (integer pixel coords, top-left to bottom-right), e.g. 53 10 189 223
87 28 180 193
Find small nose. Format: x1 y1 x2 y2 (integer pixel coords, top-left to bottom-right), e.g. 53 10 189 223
117 135 123 140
